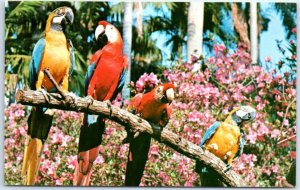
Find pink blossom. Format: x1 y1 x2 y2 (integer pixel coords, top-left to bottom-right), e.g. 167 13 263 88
282 119 289 126
67 155 77 170
265 56 271 62
277 112 284 117
272 165 279 173
271 129 280 139
291 27 296 33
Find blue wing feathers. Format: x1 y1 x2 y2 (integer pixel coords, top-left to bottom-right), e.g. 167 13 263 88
200 121 221 147
84 63 96 96
67 39 75 77
29 39 46 90
235 129 245 158
111 67 127 100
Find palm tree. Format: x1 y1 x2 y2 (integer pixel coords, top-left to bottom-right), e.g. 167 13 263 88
187 1 204 61
250 2 258 64
121 2 133 100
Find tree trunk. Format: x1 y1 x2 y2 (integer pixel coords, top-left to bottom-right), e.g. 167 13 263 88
16 89 248 187
122 2 133 100
250 2 258 64
231 3 250 51
187 1 204 61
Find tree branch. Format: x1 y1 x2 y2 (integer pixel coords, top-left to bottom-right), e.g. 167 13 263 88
16 89 248 187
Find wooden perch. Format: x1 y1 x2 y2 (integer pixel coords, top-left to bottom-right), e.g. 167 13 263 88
16 89 248 187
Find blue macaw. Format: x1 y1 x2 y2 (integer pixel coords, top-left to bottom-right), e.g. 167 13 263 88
195 106 256 187
22 7 74 185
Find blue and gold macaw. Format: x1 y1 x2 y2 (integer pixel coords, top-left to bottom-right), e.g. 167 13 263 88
195 106 256 187
22 7 74 185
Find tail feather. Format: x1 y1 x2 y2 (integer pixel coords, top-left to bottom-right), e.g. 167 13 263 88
74 115 105 186
195 160 224 187
125 133 151 186
22 107 53 185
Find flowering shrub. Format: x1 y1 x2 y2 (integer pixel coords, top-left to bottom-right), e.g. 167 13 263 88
4 31 296 186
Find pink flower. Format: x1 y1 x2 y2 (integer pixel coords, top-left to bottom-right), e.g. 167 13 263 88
282 119 289 126
265 56 271 62
271 129 280 139
291 27 296 33
277 112 284 117
272 165 279 173
67 155 77 170
94 155 105 164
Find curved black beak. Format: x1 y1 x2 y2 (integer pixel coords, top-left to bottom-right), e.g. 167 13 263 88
64 10 74 25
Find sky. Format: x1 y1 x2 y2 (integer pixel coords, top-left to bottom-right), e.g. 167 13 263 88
140 2 296 68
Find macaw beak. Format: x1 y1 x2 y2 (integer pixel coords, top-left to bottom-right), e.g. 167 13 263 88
166 88 175 101
95 25 105 41
64 9 74 24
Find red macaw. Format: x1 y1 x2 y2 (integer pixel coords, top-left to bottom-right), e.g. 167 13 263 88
73 21 128 186
22 7 74 185
124 83 175 186
195 106 256 186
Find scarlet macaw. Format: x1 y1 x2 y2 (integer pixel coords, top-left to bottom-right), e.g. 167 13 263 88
22 7 74 185
124 83 175 186
73 21 128 186
195 106 256 186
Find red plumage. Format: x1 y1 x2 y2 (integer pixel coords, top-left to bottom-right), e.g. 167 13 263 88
125 83 175 186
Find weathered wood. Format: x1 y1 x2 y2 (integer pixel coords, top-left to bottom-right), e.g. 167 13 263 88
16 89 248 187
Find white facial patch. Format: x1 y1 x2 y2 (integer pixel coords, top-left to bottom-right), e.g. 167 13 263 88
105 25 119 43
166 88 175 101
236 106 256 120
52 16 64 24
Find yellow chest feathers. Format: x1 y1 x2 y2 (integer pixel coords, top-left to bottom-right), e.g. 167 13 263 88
205 123 241 162
40 31 71 89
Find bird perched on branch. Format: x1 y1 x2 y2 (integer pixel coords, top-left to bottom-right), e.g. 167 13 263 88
73 21 128 186
124 83 175 186
195 106 256 187
21 7 74 185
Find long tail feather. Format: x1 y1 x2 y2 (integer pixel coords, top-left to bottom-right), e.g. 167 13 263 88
22 107 53 185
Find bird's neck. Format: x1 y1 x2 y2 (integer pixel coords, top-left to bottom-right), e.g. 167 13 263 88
225 115 240 127
45 31 67 45
50 23 63 32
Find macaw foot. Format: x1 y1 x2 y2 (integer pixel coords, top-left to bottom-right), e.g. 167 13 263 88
21 137 43 185
83 95 94 108
223 164 232 173
65 92 78 105
37 88 50 103
150 122 162 141
103 100 112 117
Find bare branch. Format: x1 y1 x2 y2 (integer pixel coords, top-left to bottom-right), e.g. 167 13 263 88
16 89 248 187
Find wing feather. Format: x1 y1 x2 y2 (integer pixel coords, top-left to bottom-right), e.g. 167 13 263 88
200 121 221 147
29 39 46 90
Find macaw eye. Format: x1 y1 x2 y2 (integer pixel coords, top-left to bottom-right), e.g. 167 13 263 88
157 87 162 93
246 113 251 119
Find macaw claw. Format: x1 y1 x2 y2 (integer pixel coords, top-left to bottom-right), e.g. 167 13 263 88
66 92 77 105
224 164 232 173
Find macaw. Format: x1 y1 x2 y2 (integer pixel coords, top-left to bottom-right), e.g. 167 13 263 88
124 83 175 186
195 106 256 187
73 21 128 186
21 7 74 185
